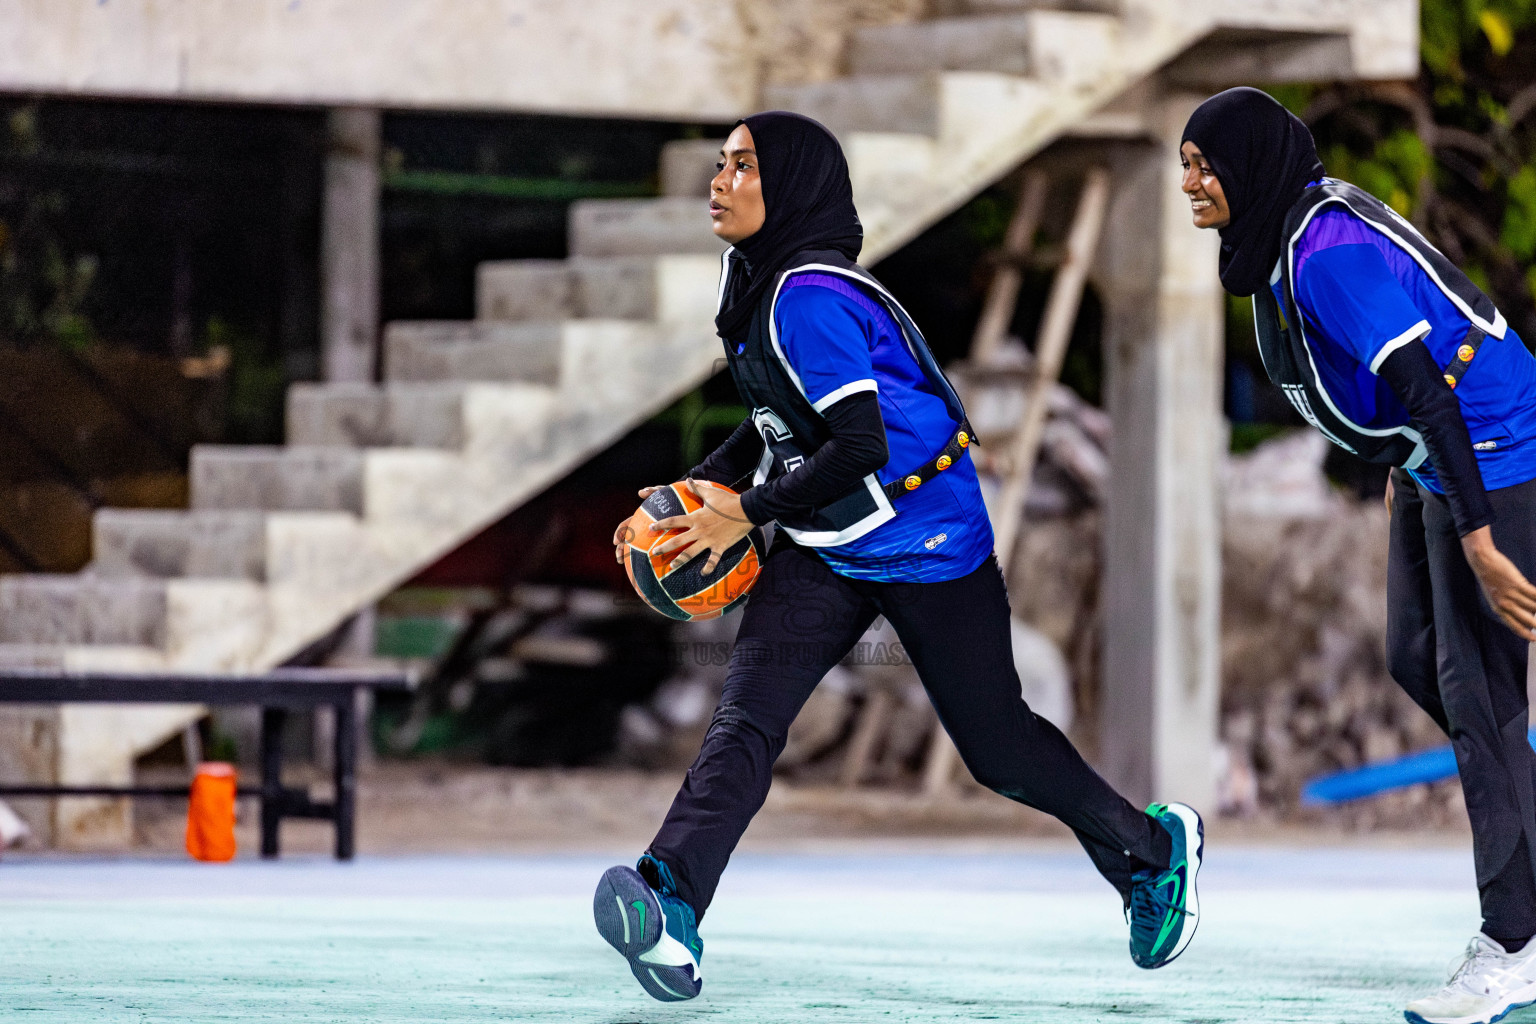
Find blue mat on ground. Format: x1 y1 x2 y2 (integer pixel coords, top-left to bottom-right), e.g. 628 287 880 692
1302 727 1536 805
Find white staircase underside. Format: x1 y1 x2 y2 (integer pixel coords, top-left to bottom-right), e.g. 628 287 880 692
0 1 1413 119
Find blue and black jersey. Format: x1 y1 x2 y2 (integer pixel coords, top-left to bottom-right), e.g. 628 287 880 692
705 249 992 584
1257 179 1536 494
768 271 992 582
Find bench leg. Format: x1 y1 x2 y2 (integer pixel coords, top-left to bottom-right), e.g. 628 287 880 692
332 693 357 861
260 707 287 859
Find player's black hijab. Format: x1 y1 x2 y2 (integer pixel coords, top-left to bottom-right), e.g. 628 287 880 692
714 111 863 341
1181 87 1325 297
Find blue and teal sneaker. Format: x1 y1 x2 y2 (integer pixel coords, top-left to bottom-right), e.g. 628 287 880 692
593 855 703 1001
1128 801 1203 969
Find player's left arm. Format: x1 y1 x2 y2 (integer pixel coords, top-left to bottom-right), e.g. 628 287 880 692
1461 527 1536 640
1377 343 1536 638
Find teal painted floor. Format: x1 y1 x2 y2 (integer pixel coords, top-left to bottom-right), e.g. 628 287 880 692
1 846 1528 1023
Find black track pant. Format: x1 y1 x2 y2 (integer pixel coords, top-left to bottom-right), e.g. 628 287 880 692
1388 469 1536 944
647 539 1171 919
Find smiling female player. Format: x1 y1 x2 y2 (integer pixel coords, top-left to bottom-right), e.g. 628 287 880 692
1181 87 1536 1024
591 111 1205 1003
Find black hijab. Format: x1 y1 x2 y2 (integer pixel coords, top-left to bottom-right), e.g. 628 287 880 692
713 111 863 341
1181 87 1325 297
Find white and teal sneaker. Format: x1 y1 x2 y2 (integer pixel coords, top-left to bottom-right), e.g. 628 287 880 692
1404 934 1536 1024
593 855 703 1002
1128 801 1203 969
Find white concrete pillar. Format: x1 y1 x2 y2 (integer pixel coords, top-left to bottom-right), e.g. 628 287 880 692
1096 91 1224 811
321 108 382 383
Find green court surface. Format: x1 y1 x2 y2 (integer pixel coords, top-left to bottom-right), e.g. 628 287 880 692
0 846 1522 1023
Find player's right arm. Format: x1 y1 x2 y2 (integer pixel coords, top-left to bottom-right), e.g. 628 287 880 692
687 418 764 489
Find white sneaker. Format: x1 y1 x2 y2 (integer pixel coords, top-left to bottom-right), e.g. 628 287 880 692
1404 934 1536 1024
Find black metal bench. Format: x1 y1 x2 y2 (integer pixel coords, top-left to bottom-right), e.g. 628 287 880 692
0 667 416 860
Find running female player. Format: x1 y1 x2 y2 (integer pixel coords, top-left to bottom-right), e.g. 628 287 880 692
1181 87 1536 1024
593 111 1203 1003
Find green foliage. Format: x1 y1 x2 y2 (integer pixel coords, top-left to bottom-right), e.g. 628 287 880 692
1229 423 1291 454
205 316 286 443
1266 85 1317 117
1298 0 1536 341
1319 129 1430 217
960 191 1012 251
1226 294 1258 363
0 104 100 349
203 727 240 764
1422 0 1536 76
1466 263 1494 293
1504 165 1536 261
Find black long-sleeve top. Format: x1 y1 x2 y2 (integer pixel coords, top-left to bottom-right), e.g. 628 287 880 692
687 391 889 527
696 339 1493 537
1378 339 1494 535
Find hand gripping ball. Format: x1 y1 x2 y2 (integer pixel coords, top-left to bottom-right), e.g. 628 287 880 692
623 481 765 621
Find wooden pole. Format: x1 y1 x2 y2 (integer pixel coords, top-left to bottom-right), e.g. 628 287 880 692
921 167 1110 798
970 170 1049 366
991 166 1110 568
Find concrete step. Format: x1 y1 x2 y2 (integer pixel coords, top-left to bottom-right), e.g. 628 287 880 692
191 445 365 514
383 321 562 385
0 636 193 851
852 10 1123 80
964 0 1120 13
93 509 267 581
568 197 724 257
765 71 1049 144
0 643 169 669
999 10 1120 83
850 13 1040 76
0 575 168 646
384 317 682 403
845 132 940 208
286 381 558 455
767 74 941 138
660 138 722 198
0 573 267 667
475 254 719 325
189 442 494 531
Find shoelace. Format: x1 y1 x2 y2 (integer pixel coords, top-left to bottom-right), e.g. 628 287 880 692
1125 875 1192 928
1444 944 1508 995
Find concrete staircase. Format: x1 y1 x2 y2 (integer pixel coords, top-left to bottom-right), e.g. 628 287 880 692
0 0 1413 846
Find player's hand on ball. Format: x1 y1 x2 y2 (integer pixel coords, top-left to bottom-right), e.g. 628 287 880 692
614 486 668 564
650 480 754 575
1462 527 1536 640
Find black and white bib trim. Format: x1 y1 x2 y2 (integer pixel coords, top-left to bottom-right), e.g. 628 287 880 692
719 248 968 548
1254 179 1508 468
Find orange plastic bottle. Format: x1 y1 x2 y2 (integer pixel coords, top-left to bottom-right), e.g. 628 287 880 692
185 762 238 862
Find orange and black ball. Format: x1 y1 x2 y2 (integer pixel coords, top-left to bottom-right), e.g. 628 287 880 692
623 481 765 621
